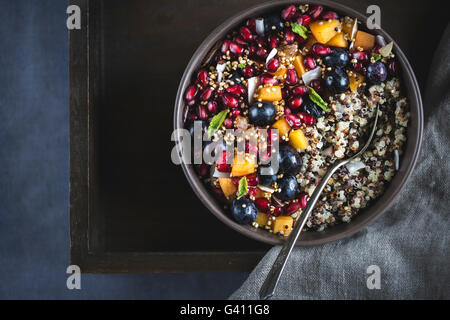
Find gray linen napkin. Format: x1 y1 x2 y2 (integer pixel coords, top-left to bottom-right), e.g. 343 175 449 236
230 24 450 300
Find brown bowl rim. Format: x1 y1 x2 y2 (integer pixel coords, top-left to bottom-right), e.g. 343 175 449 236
173 0 423 246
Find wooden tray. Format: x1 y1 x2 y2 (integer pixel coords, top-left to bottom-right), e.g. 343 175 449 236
69 0 445 273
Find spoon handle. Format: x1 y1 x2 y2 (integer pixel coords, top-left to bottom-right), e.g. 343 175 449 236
259 161 345 300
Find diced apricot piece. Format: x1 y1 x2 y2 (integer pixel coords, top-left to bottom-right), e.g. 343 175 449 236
326 32 348 48
270 67 287 77
271 216 293 236
231 155 256 177
256 212 269 227
218 178 237 201
354 30 375 51
349 72 365 91
309 19 341 44
289 129 309 149
257 86 282 102
272 118 291 139
293 55 307 77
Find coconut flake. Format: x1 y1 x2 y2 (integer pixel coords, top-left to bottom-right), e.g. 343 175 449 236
266 48 278 65
379 41 393 57
257 185 276 193
255 18 264 36
394 149 399 170
216 62 226 82
247 76 259 104
350 18 358 40
302 67 322 86
212 169 231 178
346 160 365 175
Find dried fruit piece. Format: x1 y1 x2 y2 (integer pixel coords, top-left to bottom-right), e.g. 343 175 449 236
309 19 340 44
272 117 291 138
326 32 347 48
257 86 283 101
349 72 365 91
354 30 375 51
271 216 293 236
289 129 309 149
218 177 237 201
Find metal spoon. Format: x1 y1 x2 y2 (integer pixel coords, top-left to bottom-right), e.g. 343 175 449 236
259 105 380 300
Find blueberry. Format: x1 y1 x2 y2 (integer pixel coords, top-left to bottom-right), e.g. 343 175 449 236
323 48 350 68
230 197 258 224
263 14 284 33
278 144 302 175
325 67 349 94
227 70 243 84
274 175 299 201
366 61 387 84
248 101 277 126
299 96 325 119
258 172 277 187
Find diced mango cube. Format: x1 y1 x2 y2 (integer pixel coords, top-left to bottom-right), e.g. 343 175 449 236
218 178 237 201
354 30 375 51
257 86 283 102
231 154 256 177
271 216 293 236
255 212 269 227
289 129 309 149
349 72 365 91
309 19 341 44
326 32 347 48
272 118 291 139
293 55 307 77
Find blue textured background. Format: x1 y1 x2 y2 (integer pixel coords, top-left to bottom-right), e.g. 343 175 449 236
0 0 247 299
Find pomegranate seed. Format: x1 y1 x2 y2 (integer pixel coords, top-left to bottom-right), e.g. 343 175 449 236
260 148 272 163
220 40 231 54
239 26 254 42
256 47 268 60
296 35 307 44
321 11 339 20
284 107 292 115
247 175 260 186
267 58 280 72
241 65 255 78
288 96 303 110
310 79 324 94
200 87 214 101
246 19 256 33
227 85 246 96
298 193 309 209
312 43 332 56
255 198 270 212
197 69 209 86
267 129 279 145
217 151 231 172
303 55 317 70
184 85 198 101
196 105 208 120
284 30 296 44
281 5 297 20
296 14 311 26
206 101 218 114
268 34 279 49
284 202 300 215
187 112 198 122
195 163 208 177
221 93 239 108
372 44 382 54
285 69 298 85
248 187 258 198
388 60 398 76
352 51 369 62
281 87 289 99
260 73 278 86
272 205 282 216
223 117 233 129
291 85 308 96
309 5 323 19
233 36 248 46
186 98 196 108
298 112 315 125
231 108 241 118
353 62 367 74
229 42 243 55
248 45 258 57
256 37 267 47
285 114 301 128
245 140 259 153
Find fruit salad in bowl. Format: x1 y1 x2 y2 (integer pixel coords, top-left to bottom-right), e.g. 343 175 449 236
178 2 418 242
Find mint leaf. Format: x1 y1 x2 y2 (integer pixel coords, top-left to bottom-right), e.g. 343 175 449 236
207 109 229 138
308 87 330 112
372 53 382 62
291 23 308 39
236 176 248 199
238 62 246 69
